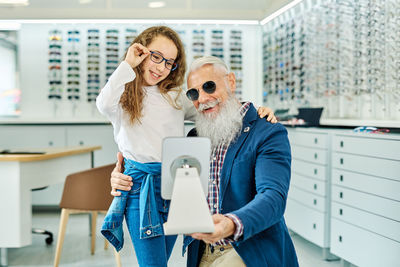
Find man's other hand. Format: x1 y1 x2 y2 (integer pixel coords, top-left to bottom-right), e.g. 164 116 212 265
190 214 235 244
110 152 132 196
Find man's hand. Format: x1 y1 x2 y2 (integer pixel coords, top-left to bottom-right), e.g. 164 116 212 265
257 106 277 123
110 152 132 196
190 214 236 244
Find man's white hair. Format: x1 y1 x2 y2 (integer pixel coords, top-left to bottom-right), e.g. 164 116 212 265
189 56 229 75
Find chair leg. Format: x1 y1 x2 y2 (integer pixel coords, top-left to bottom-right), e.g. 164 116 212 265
54 209 70 267
114 248 122 267
104 238 109 250
91 211 98 255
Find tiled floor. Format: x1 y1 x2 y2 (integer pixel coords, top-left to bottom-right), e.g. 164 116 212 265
6 211 343 266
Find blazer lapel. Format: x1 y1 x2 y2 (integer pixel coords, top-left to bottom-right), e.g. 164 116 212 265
219 104 257 202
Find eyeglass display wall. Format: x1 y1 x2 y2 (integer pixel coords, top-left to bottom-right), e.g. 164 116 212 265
262 0 400 122
190 28 244 99
17 23 259 120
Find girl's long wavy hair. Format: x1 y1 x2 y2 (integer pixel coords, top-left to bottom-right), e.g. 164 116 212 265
120 26 186 124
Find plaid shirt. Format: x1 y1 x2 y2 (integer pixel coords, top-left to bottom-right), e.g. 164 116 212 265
208 102 250 246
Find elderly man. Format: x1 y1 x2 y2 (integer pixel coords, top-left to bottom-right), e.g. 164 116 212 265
110 56 298 267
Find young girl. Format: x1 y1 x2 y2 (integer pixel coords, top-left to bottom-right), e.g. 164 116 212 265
97 26 275 266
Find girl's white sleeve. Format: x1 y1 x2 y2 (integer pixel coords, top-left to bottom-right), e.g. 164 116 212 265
96 61 136 121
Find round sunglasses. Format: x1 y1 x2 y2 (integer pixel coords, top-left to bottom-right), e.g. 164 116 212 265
186 80 216 101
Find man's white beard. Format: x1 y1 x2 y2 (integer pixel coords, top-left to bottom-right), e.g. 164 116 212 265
195 94 243 149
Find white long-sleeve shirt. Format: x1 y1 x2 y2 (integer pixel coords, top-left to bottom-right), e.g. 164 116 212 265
96 61 197 163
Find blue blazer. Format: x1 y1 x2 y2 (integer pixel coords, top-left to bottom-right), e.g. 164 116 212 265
186 104 299 267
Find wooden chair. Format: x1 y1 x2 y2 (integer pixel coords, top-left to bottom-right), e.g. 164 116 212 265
53 164 121 267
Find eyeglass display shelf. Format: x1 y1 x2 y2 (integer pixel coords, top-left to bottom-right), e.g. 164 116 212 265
320 119 400 129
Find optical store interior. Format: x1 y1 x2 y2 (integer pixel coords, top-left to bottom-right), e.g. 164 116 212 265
0 0 399 266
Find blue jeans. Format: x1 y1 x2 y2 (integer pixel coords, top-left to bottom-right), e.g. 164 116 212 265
126 176 177 266
101 158 177 266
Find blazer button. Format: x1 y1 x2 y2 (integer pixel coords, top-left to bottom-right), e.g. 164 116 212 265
146 230 152 235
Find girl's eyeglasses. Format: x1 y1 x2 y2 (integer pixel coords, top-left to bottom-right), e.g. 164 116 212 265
149 51 178 71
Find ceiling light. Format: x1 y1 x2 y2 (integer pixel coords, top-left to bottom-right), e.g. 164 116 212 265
0 0 29 5
260 0 303 25
148 1 165 8
79 0 92 4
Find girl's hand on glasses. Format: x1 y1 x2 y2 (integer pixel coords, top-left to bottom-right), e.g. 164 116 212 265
125 43 150 68
258 106 278 123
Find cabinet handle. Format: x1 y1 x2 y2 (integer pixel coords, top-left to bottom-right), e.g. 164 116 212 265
339 192 343 199
313 199 317 205
339 235 342 242
340 158 344 165
49 141 53 146
340 175 344 182
314 138 318 144
314 153 318 159
314 169 318 175
339 208 343 215
313 184 317 190
340 141 344 148
79 141 84 145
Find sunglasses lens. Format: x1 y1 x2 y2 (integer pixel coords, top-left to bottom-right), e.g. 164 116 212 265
186 89 199 101
202 81 216 93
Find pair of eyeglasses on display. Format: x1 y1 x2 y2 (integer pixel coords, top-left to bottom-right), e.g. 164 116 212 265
67 88 80 93
68 38 80 42
67 81 80 85
186 81 217 101
49 59 62 64
149 51 178 71
49 54 61 60
49 80 62 85
106 41 119 46
353 126 390 134
106 35 118 40
106 47 119 52
88 79 100 83
87 91 100 96
48 95 62 99
49 65 61 70
68 95 80 100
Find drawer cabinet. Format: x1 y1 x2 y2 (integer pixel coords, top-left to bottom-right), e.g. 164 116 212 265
332 152 400 181
332 169 400 201
331 186 400 222
331 218 400 267
288 130 328 149
292 145 327 165
286 128 331 252
291 172 326 196
288 186 326 212
332 135 400 160
331 203 400 242
285 199 327 247
292 159 327 181
330 133 400 267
